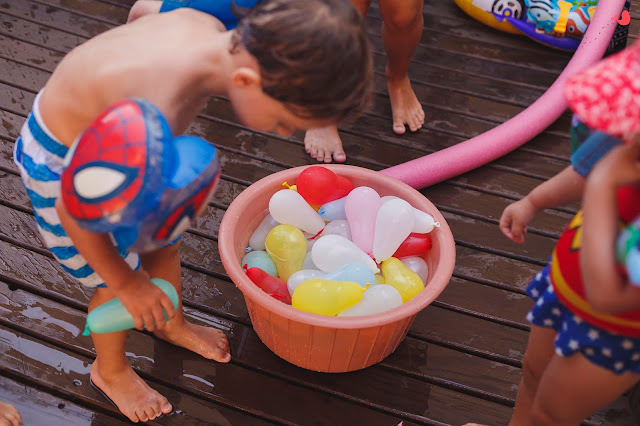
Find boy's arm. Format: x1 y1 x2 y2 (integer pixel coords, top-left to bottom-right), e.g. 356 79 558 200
581 142 640 313
500 165 585 243
55 199 176 331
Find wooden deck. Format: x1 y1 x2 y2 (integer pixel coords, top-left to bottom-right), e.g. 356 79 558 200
1 0 640 424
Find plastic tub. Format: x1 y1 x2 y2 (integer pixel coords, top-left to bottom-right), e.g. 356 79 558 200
219 165 455 372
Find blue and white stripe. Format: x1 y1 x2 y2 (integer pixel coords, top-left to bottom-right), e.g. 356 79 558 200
14 92 140 287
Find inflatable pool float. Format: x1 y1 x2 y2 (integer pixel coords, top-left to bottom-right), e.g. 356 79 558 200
452 0 525 34
454 0 623 52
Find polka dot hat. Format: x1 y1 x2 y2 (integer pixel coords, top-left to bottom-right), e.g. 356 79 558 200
565 41 640 137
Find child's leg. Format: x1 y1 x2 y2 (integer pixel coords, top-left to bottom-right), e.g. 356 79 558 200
303 0 372 164
89 288 172 423
531 352 640 425
140 242 231 362
0 400 21 426
510 325 557 426
378 0 425 134
128 0 162 23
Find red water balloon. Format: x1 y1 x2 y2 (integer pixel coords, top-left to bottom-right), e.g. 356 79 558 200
296 166 354 205
393 233 432 259
246 267 292 304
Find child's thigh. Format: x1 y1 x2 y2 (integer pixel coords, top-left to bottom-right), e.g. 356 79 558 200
534 352 640 423
139 241 181 284
521 325 557 381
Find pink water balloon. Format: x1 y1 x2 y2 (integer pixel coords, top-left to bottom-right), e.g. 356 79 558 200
345 186 381 255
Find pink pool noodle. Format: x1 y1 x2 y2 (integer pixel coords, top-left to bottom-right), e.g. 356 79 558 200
381 0 627 189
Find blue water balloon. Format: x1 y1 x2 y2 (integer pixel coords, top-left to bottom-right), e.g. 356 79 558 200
322 262 376 289
242 250 278 277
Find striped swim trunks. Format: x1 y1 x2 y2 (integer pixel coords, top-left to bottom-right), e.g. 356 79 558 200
13 91 140 288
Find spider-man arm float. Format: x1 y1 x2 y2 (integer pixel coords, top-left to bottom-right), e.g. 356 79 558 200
59 99 220 331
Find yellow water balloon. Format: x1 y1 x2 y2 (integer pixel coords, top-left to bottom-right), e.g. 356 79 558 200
265 224 307 281
292 279 366 316
381 257 425 303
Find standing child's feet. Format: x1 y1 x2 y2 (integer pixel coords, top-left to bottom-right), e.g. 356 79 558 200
304 126 346 163
0 401 21 426
154 318 231 362
90 359 172 423
387 74 425 135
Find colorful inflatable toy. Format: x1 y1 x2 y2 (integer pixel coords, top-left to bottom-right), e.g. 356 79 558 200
452 0 525 34
454 0 626 51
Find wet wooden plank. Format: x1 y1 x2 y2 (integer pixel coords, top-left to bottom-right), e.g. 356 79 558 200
0 375 130 426
0 325 279 426
0 137 544 422
0 124 524 422
16 0 562 122
0 10 574 174
0 0 637 423
0 87 572 218
0 87 570 204
3 216 524 410
0 259 514 425
0 164 616 422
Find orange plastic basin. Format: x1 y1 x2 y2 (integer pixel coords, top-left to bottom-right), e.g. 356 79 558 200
219 165 455 372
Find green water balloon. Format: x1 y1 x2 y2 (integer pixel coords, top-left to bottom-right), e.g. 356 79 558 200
82 278 179 336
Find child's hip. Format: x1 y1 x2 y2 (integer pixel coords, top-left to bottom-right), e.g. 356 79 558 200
14 92 140 288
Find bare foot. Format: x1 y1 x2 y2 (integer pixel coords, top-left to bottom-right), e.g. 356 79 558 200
91 359 172 423
154 318 231 363
387 74 425 135
304 126 346 163
0 401 21 426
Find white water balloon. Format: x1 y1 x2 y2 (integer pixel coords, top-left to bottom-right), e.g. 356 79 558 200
269 189 325 234
311 234 378 274
337 284 403 317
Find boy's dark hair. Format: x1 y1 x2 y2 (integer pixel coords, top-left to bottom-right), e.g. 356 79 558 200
231 0 373 123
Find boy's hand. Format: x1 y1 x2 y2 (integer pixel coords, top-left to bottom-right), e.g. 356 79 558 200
112 270 177 332
499 198 536 244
